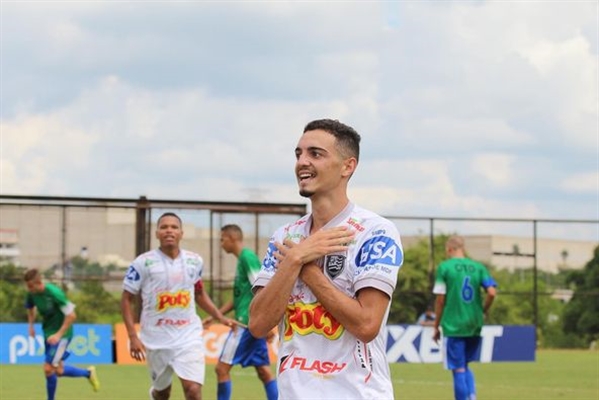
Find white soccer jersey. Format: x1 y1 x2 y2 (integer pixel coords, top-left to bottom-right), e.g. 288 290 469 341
123 249 204 350
254 202 403 400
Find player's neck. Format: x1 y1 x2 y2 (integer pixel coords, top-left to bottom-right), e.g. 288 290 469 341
233 243 243 257
160 246 180 260
310 196 350 232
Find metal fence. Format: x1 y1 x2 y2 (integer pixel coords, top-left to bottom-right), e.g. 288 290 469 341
384 215 599 327
0 195 307 304
1 194 597 327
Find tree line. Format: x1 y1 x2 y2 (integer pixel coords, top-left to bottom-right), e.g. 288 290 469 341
1 235 597 348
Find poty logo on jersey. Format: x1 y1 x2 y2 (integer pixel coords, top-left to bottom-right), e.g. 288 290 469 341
279 354 347 375
156 290 191 312
125 265 140 282
355 236 402 269
284 302 344 341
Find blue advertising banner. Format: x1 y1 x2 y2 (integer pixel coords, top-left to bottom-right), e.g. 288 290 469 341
0 323 113 365
386 325 536 363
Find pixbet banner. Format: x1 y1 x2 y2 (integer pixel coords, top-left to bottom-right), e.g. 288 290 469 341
0 323 113 364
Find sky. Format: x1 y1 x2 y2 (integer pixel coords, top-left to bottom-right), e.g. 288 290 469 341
1 1 598 240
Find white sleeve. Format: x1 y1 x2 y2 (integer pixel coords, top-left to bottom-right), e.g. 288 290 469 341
60 302 76 316
353 220 404 298
253 228 286 290
123 257 144 294
432 282 446 295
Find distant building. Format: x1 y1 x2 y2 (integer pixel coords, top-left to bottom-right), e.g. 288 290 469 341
0 229 20 265
402 235 598 273
1 205 596 275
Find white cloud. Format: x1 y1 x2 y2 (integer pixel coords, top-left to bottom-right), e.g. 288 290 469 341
1 0 596 228
560 171 599 194
470 153 515 188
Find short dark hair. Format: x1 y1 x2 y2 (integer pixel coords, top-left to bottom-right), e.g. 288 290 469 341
303 119 361 161
24 268 41 282
157 212 182 227
221 224 243 240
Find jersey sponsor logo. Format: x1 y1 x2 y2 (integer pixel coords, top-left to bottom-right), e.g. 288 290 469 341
285 232 304 241
262 241 278 272
355 236 402 268
290 219 307 228
284 302 344 341
185 258 200 265
288 292 305 303
125 265 140 282
324 254 346 278
156 290 191 312
185 265 197 280
279 353 347 375
346 217 365 232
144 259 157 267
155 318 191 327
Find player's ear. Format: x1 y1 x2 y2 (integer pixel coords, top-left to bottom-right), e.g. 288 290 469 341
341 157 357 178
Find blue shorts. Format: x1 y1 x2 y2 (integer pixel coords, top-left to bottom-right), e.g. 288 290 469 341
45 338 71 367
219 327 270 368
442 336 481 370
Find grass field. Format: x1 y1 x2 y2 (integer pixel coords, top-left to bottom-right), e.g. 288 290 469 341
1 350 597 399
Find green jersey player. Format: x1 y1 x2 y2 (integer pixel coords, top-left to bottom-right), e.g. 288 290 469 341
211 224 277 400
24 268 100 400
432 236 497 400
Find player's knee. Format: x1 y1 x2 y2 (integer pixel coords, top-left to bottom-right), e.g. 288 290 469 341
215 362 230 380
256 366 273 382
182 382 201 400
154 386 172 400
43 363 55 376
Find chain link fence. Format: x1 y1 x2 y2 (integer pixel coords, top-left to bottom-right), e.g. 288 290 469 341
1 195 597 328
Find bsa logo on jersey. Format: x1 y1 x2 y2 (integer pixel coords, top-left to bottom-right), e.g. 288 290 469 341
324 254 346 278
355 235 403 268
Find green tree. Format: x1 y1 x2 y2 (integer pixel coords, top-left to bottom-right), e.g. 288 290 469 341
389 234 449 324
69 281 122 324
562 245 599 346
0 264 28 322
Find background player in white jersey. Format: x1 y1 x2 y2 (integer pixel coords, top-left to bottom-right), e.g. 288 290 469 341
249 119 404 400
121 212 233 400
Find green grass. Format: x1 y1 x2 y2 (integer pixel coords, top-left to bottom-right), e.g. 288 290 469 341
0 350 597 399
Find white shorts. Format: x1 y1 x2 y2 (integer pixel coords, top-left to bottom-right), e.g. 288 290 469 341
147 342 205 390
